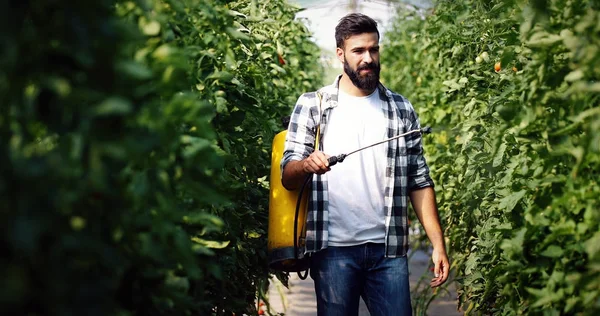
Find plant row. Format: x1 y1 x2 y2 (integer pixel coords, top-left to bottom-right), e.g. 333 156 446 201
383 0 599 314
0 0 322 314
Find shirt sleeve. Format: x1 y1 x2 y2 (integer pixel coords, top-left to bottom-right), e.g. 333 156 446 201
406 108 435 191
280 92 318 176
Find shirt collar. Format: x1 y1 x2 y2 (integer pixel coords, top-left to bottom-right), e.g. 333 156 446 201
320 74 391 110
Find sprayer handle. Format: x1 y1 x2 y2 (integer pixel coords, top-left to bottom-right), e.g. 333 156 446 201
328 156 339 167
327 154 346 167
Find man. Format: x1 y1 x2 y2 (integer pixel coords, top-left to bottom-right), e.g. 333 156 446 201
280 13 449 316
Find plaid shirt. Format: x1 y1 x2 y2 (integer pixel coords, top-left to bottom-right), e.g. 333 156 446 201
281 75 434 258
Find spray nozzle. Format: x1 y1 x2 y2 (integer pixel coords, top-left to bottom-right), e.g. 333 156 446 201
421 126 432 134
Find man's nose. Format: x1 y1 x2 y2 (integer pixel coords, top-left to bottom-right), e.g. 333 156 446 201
363 51 373 63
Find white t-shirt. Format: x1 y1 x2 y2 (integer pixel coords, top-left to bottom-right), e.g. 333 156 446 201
322 88 388 246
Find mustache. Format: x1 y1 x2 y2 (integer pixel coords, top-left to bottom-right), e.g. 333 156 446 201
357 63 378 71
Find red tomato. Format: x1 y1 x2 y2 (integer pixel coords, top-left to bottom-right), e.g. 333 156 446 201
494 62 501 72
278 54 286 66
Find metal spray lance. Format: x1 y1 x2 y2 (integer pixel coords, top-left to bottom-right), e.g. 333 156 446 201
327 126 433 167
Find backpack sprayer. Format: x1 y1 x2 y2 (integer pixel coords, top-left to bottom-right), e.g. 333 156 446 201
268 122 432 276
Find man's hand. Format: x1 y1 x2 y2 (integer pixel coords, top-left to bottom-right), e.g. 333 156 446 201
302 150 330 175
408 187 450 288
430 247 450 288
282 150 330 190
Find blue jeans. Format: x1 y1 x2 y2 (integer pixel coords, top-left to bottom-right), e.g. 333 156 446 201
309 243 412 316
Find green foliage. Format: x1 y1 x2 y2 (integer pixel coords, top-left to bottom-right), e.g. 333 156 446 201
0 0 321 315
120 0 322 313
384 0 600 314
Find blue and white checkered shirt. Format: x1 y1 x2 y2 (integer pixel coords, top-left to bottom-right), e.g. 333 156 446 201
281 75 434 258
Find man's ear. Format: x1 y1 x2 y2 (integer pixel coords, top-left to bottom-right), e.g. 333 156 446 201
336 47 344 64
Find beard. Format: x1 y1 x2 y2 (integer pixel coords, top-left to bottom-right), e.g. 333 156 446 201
344 59 380 91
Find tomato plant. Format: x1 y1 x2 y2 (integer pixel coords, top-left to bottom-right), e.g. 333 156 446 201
0 0 322 314
384 0 600 314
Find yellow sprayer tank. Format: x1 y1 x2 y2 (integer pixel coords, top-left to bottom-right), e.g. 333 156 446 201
268 130 309 272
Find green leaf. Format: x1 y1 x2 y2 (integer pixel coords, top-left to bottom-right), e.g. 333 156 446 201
541 245 564 258
269 63 286 74
228 10 247 18
183 213 223 227
585 232 600 259
586 82 600 92
208 71 234 82
180 135 212 158
498 190 526 212
164 271 190 292
493 143 507 167
117 61 153 80
95 97 132 116
501 228 526 256
500 49 515 68
531 288 564 308
560 29 578 50
572 107 600 123
191 237 230 249
48 77 71 96
527 31 562 47
564 69 584 82
442 79 462 91
192 244 215 256
465 255 479 274
226 27 250 41
215 97 228 114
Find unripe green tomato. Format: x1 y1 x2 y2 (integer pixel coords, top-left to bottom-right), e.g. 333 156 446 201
481 51 489 61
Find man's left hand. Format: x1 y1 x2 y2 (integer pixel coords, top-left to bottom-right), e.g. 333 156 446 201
430 248 450 288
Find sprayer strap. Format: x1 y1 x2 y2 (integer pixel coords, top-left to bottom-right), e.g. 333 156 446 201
314 92 322 151
299 92 323 247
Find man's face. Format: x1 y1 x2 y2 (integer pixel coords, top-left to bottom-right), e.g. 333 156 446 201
337 32 380 91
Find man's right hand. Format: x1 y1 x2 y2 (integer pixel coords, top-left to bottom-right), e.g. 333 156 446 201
302 150 330 175
282 150 330 190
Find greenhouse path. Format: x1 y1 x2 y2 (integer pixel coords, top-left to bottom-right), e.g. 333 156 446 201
266 249 464 316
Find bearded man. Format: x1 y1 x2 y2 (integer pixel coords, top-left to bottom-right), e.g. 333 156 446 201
280 13 450 316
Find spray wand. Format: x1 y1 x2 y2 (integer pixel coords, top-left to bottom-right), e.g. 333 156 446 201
327 126 432 167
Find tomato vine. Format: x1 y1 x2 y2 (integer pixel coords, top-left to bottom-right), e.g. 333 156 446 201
384 0 600 314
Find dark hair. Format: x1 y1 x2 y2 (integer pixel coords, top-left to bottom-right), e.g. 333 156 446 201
335 13 379 49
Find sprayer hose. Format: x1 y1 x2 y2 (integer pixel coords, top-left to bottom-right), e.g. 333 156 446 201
293 174 311 280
